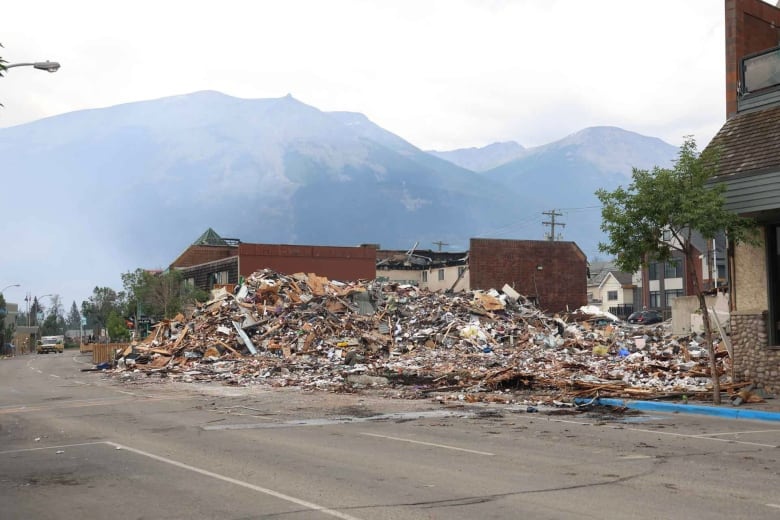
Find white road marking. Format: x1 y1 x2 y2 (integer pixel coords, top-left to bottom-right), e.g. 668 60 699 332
0 395 185 415
625 427 778 448
0 442 106 455
106 442 364 520
548 417 779 448
767 503 780 509
72 355 91 365
49 374 60 378
696 429 780 437
360 432 494 456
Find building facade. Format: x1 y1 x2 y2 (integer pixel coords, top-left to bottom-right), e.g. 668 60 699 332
708 0 780 393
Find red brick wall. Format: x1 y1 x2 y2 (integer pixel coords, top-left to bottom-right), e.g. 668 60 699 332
171 245 237 268
469 238 587 313
726 0 780 117
238 243 377 281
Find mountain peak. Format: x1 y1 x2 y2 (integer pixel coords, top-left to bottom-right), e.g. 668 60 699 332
427 141 525 172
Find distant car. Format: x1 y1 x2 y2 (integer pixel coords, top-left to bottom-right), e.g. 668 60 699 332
590 316 621 327
627 310 664 325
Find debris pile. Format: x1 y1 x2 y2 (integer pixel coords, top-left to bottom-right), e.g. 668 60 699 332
110 269 738 402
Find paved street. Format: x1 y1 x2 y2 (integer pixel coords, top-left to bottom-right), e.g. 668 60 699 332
1 352 779 519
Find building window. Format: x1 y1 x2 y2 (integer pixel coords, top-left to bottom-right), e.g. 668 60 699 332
458 266 466 277
649 291 660 308
665 289 684 306
662 229 672 242
767 224 780 345
213 271 229 284
648 263 659 281
422 271 428 283
607 290 618 301
438 269 445 281
665 260 681 278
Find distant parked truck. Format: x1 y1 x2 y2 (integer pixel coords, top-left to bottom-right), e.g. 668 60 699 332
37 335 64 354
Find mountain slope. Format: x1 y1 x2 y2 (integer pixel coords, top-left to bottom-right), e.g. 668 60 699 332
0 91 529 304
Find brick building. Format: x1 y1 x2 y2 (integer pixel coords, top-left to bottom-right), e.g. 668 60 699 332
469 238 587 313
172 228 377 292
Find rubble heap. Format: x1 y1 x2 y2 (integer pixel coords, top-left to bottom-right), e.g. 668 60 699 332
111 269 738 402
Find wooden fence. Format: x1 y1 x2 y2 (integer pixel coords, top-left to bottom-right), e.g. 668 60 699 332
91 343 130 365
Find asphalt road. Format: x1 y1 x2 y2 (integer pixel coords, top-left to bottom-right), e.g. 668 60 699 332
1 352 779 519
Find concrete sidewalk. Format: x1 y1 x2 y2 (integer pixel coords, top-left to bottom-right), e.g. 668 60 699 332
577 396 780 422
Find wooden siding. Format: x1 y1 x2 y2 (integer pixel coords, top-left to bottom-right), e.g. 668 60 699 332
739 88 780 112
721 168 780 214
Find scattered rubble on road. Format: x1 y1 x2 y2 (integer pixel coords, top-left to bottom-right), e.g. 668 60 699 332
107 269 753 404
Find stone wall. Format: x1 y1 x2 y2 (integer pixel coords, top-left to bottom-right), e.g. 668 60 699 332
731 310 780 394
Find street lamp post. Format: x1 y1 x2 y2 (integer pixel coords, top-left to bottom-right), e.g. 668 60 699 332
1 284 20 294
5 61 60 73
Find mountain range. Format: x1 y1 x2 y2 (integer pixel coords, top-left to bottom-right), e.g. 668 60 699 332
0 91 678 306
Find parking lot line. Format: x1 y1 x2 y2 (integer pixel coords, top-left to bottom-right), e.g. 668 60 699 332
106 441 364 520
0 442 106 455
360 432 495 456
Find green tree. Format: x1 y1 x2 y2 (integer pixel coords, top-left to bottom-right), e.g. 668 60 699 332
67 301 81 330
106 311 130 341
596 136 757 404
122 268 207 320
81 287 124 338
0 293 10 348
40 313 64 336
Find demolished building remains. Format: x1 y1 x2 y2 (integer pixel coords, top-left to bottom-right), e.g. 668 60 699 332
107 269 759 404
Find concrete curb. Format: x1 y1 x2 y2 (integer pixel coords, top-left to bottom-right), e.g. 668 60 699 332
574 397 780 423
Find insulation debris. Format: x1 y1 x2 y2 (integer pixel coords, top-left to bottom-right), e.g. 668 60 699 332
110 269 735 402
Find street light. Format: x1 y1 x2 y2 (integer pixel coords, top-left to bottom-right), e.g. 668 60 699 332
6 61 60 73
1 284 20 294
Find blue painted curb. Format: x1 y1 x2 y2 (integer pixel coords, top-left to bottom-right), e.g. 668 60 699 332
574 397 780 422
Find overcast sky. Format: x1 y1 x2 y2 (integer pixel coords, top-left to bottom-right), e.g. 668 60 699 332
3 0 729 151
2 0 737 315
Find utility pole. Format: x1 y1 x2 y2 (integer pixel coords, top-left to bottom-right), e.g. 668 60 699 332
542 209 565 241
432 241 449 251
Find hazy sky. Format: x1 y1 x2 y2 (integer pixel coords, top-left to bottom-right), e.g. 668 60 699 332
1 0 736 314
3 0 728 151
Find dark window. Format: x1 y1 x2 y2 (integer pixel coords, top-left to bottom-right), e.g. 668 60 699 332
607 290 618 301
649 291 660 308
649 263 659 281
767 224 780 346
422 271 428 283
743 47 780 94
665 260 681 278
438 269 445 281
665 289 684 306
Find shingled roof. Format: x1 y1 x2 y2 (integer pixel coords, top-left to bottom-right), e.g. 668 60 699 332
707 103 780 179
